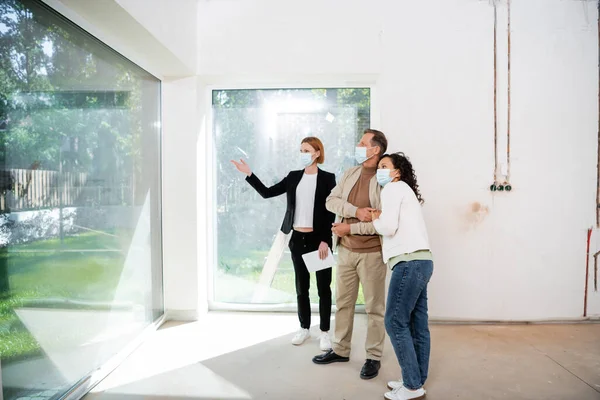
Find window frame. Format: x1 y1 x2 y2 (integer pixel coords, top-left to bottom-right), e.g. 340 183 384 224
205 81 379 312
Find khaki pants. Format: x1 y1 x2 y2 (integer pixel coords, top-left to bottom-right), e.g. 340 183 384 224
333 245 387 360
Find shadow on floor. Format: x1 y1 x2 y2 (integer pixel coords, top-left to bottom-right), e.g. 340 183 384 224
86 316 600 400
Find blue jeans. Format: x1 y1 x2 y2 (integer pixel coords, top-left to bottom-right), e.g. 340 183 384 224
384 259 434 390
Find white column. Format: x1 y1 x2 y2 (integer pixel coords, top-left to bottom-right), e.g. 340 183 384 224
162 77 201 320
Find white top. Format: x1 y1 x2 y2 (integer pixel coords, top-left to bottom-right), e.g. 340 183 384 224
372 181 430 263
293 172 318 228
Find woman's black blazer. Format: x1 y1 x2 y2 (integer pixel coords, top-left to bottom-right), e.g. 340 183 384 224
245 169 336 247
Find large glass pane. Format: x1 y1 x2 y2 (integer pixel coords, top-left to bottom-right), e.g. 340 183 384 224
213 88 370 305
0 0 163 398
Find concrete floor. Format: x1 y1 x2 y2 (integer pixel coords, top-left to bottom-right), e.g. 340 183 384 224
85 313 600 400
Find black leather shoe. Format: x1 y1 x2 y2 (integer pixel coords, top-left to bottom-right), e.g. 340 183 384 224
312 349 350 365
360 359 381 379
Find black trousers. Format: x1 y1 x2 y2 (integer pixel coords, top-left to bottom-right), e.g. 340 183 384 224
288 231 332 331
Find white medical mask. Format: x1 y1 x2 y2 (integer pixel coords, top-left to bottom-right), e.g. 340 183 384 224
376 169 395 187
355 147 373 164
300 152 314 167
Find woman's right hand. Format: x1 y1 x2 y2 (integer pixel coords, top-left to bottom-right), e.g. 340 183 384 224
371 209 382 220
231 159 252 177
318 241 329 260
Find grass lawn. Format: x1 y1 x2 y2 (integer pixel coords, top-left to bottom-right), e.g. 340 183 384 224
6 232 126 301
217 250 366 305
0 231 127 362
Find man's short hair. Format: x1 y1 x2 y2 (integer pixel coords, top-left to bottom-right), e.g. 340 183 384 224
365 129 388 155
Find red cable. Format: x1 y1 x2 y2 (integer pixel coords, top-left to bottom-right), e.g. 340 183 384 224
584 228 592 317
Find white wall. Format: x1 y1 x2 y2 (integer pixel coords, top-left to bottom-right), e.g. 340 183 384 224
198 0 383 75
198 0 599 320
116 0 198 75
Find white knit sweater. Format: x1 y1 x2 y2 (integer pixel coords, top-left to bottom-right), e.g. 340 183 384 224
372 181 430 263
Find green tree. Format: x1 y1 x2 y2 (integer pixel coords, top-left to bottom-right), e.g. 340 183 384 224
0 0 149 296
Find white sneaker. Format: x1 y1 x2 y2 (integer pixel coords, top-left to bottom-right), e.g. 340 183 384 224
387 380 426 394
387 379 404 390
291 328 310 345
319 331 332 351
384 386 426 400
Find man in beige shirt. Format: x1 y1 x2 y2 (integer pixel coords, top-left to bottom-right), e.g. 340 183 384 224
312 129 388 380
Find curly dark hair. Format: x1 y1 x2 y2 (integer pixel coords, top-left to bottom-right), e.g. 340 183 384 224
381 152 424 204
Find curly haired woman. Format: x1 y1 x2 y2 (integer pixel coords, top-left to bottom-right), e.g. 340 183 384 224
371 152 432 400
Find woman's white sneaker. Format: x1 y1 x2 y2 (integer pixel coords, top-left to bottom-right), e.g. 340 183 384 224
384 386 426 400
319 331 332 351
291 328 310 345
387 379 403 390
387 380 426 394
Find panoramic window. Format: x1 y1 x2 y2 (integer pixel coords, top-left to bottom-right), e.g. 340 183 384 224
0 0 162 398
212 88 370 306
